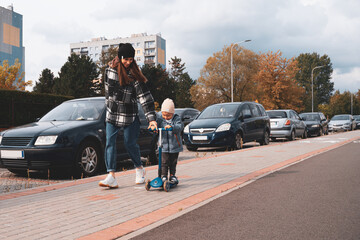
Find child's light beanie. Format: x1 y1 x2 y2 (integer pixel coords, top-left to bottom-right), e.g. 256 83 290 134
161 98 175 113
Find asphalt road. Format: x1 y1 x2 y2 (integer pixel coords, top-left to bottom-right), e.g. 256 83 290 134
130 139 360 240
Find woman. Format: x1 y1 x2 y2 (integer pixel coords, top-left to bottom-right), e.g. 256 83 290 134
99 43 157 188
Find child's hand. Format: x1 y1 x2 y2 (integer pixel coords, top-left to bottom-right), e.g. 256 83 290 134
164 125 172 130
148 121 158 131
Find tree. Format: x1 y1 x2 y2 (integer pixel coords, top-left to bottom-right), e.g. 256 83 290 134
98 46 118 95
169 57 195 108
295 53 334 112
53 54 99 97
141 64 176 109
0 59 31 90
191 45 259 110
33 68 55 94
319 90 360 118
255 51 304 112
169 56 185 82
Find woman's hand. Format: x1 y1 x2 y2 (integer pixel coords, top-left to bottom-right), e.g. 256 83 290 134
148 121 158 131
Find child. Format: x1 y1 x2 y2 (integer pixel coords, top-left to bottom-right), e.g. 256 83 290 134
156 98 183 184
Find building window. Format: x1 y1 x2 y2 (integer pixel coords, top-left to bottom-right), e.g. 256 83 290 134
137 50 140 54
145 41 155 48
137 57 141 61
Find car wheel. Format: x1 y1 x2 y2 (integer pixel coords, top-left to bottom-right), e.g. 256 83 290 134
302 129 308 139
147 136 159 164
288 130 295 141
233 132 243 150
186 145 198 151
260 130 270 145
75 140 102 177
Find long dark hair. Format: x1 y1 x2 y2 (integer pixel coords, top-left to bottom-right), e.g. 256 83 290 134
110 56 147 86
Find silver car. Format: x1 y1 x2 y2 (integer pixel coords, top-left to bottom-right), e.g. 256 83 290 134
267 109 307 141
328 114 356 132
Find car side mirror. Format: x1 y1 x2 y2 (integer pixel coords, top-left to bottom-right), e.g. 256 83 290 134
35 117 41 122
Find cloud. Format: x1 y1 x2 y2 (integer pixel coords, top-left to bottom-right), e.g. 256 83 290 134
332 67 360 92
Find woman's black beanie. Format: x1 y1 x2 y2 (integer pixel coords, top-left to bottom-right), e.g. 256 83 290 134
118 43 135 59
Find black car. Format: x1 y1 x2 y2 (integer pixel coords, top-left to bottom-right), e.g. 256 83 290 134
183 102 270 151
299 112 328 136
174 108 200 127
0 97 157 177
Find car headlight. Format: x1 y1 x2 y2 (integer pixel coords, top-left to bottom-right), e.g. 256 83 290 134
184 125 189 134
344 123 350 126
311 124 320 128
216 123 231 132
35 135 58 146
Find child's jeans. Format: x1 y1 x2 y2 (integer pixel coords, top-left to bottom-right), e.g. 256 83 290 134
160 152 179 177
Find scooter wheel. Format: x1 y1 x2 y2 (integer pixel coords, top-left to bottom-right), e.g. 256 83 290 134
145 179 151 191
163 180 170 192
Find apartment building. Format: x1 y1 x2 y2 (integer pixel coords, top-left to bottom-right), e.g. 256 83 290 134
70 33 166 69
0 5 25 77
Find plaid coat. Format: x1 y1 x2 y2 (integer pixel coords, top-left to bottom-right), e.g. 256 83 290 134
104 67 156 127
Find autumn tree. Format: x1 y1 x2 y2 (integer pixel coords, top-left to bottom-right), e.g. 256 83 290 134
53 54 99 97
255 51 304 112
319 90 360 118
169 57 195 108
0 59 31 90
191 45 259 110
33 68 55 94
295 53 334 112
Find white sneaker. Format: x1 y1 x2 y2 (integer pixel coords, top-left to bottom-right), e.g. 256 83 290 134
99 174 118 188
136 168 146 184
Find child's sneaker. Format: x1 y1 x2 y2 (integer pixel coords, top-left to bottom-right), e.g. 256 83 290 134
135 168 146 184
161 176 168 182
99 174 118 188
170 175 179 184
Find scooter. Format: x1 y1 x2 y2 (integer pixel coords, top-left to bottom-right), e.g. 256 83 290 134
145 127 178 192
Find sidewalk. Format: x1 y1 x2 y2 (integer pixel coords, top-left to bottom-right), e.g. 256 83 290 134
1 131 359 240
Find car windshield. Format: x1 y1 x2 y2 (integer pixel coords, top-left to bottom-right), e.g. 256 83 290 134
40 100 105 121
174 109 184 115
331 115 350 121
267 111 287 119
198 104 238 119
300 114 320 121
354 116 360 121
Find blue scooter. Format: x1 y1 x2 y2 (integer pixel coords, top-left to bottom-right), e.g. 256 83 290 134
145 127 178 192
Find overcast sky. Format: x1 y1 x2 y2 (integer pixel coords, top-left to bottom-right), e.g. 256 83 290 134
3 0 360 93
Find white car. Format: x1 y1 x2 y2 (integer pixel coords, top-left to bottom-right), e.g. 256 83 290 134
328 114 356 132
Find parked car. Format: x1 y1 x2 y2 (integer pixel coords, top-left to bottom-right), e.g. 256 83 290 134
183 102 270 151
267 109 307 141
299 112 328 136
353 115 360 130
0 97 157 177
328 114 356 132
174 108 200 127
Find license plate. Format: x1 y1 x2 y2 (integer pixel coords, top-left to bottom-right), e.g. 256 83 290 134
271 122 278 127
1 150 24 159
193 135 208 140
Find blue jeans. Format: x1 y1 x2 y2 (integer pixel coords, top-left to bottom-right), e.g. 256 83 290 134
105 118 142 172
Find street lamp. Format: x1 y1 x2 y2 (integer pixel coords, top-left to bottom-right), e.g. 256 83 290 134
311 65 325 112
230 40 251 102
